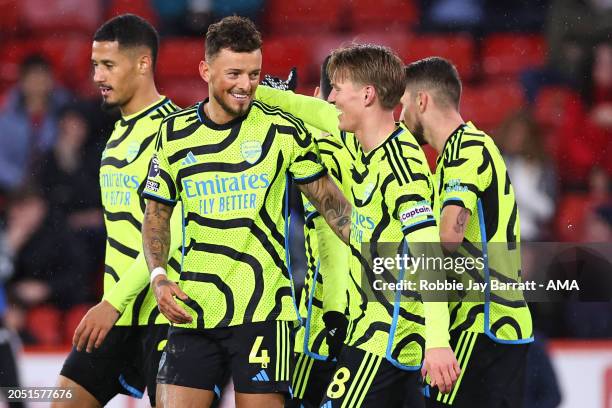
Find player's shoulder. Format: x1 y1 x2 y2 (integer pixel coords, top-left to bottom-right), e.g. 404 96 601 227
382 126 432 187
455 122 489 156
251 99 309 133
158 103 200 133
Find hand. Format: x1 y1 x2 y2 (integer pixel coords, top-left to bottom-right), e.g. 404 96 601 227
73 300 120 353
152 275 192 324
260 67 298 91
323 311 348 361
422 347 461 394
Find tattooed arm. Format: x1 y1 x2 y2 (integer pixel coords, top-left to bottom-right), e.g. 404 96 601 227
298 174 352 245
142 200 192 324
439 205 471 253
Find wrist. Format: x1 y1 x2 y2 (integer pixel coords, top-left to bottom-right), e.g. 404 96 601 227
101 299 120 315
150 267 167 284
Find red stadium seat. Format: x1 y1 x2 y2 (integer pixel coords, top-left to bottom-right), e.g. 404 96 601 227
0 40 36 87
400 34 476 80
39 36 92 89
157 39 204 82
0 0 19 35
348 0 418 29
461 81 525 131
263 36 317 83
21 0 101 34
0 36 91 92
105 0 158 26
264 0 344 34
27 306 62 345
534 86 573 129
554 194 593 242
482 34 546 78
351 32 412 54
160 78 208 108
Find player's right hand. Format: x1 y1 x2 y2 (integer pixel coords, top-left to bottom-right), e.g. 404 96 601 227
73 300 120 353
152 276 192 324
422 347 461 394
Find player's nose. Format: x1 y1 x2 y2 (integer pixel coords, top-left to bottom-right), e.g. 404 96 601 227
93 67 105 84
328 88 337 104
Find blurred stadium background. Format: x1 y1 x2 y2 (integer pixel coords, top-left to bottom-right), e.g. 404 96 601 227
0 0 610 407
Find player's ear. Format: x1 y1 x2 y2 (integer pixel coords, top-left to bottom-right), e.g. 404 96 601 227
363 85 376 107
199 60 210 83
417 91 428 113
313 86 320 98
138 54 152 75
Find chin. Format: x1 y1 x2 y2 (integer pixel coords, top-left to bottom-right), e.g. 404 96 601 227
101 99 120 112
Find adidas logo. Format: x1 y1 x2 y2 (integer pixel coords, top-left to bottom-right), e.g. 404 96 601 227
251 369 270 382
329 328 337 337
181 151 197 166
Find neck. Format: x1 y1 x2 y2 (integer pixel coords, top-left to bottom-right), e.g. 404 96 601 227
120 78 161 117
354 109 397 153
427 109 464 153
204 95 240 125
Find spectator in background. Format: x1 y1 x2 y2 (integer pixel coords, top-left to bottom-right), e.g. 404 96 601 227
35 104 104 270
4 188 94 342
522 0 612 102
0 55 71 194
558 40 612 190
497 110 556 241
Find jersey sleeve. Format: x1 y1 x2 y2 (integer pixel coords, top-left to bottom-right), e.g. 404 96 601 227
439 145 491 214
288 123 327 184
310 216 348 314
255 85 342 141
141 123 179 205
103 198 184 313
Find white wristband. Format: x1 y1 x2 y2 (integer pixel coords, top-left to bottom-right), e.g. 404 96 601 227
150 267 167 283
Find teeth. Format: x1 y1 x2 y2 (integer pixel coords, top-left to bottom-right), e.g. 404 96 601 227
232 93 248 99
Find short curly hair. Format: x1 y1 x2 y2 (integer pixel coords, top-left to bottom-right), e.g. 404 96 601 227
205 16 262 61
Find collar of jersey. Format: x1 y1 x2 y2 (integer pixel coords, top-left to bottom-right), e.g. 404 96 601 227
120 96 169 125
436 122 467 167
360 124 405 163
197 98 250 130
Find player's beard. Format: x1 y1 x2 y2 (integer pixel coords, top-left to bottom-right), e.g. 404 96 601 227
411 120 427 146
214 91 251 118
100 98 120 113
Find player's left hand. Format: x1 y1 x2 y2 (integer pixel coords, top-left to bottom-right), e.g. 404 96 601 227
260 67 298 91
73 300 120 353
422 347 460 394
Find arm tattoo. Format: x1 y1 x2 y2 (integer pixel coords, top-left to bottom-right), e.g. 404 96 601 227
453 208 470 234
299 175 351 244
142 200 173 272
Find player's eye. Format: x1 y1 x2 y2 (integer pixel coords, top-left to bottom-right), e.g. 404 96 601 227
249 73 260 80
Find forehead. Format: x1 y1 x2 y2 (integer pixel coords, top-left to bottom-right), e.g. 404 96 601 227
91 40 134 61
209 48 262 70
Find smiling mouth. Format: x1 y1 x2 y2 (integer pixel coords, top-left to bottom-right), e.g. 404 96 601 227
230 92 250 101
100 86 112 97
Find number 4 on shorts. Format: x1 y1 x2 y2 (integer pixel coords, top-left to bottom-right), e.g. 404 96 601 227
249 336 270 368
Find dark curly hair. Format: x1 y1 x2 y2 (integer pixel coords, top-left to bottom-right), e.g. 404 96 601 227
205 16 262 61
